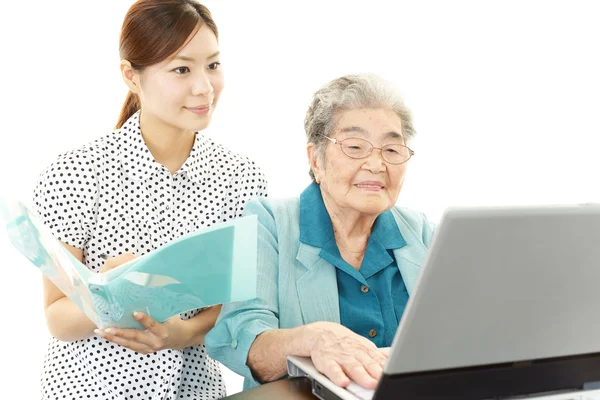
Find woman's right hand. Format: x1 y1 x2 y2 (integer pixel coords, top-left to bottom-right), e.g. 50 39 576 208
304 321 388 389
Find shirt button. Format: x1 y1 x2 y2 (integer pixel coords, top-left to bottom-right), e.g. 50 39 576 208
369 329 377 338
231 340 238 349
360 285 369 293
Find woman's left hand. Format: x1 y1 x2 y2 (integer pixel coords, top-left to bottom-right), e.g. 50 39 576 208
95 312 191 353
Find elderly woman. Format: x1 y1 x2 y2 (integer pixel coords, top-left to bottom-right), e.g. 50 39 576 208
205 73 435 390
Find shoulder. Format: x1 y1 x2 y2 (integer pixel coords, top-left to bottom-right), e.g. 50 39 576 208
34 135 114 194
242 196 300 238
199 136 268 203
31 136 114 244
201 135 263 172
32 134 118 214
244 196 300 220
37 134 113 181
391 206 436 246
391 206 429 227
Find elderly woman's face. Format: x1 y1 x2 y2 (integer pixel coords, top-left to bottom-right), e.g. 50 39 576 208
310 108 408 216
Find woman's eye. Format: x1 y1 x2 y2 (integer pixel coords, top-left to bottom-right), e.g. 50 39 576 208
173 66 190 74
208 62 221 70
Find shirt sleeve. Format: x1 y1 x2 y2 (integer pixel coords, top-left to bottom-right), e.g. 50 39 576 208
206 197 280 388
31 153 99 249
223 159 268 219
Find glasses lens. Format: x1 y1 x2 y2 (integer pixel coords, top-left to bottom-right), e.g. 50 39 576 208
382 144 412 164
340 138 372 158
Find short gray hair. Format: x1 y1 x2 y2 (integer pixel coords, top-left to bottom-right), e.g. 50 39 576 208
304 73 416 181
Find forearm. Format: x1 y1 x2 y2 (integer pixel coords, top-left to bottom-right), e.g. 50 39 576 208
45 296 97 341
182 305 222 347
247 325 313 383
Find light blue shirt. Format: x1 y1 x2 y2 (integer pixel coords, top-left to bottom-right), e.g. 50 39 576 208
299 183 408 347
205 190 435 389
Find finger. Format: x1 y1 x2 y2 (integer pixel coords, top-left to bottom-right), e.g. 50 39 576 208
368 348 388 368
99 327 154 347
134 312 162 335
100 252 137 273
355 349 384 381
340 359 379 390
313 357 350 388
95 329 154 354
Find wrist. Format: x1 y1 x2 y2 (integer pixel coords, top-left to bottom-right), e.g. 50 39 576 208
172 317 195 350
296 322 324 357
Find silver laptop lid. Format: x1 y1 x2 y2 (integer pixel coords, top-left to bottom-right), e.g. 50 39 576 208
386 205 600 375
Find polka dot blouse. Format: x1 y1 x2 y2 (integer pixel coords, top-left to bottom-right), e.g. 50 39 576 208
32 111 268 400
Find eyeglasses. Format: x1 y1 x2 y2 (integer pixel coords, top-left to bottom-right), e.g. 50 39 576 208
322 135 414 165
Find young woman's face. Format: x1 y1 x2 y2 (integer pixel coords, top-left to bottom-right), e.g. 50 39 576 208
134 23 223 133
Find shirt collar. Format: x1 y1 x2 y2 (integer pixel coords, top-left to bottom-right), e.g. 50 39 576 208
116 111 207 184
299 183 334 247
178 133 210 185
299 182 406 250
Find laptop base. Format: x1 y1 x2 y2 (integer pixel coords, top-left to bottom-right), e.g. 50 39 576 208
375 352 600 400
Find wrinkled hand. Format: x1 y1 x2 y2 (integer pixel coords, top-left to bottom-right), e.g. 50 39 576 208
306 321 388 390
95 312 191 354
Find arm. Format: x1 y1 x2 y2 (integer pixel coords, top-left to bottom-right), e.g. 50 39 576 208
182 305 222 346
207 198 385 389
208 198 388 389
248 322 386 388
33 155 99 341
246 325 316 382
205 198 281 386
44 242 96 341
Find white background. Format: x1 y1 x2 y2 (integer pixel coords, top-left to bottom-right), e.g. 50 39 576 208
1 0 599 396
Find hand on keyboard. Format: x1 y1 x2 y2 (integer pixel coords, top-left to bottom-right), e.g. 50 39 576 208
305 321 388 390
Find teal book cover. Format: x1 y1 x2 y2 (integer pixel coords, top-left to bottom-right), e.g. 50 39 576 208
0 200 258 329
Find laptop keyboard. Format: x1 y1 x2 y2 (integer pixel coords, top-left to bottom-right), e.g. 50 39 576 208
346 381 375 400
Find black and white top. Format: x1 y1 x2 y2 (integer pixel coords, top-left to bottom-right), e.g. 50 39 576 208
32 111 268 400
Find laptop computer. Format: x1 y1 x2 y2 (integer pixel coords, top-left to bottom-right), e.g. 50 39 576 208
288 204 600 400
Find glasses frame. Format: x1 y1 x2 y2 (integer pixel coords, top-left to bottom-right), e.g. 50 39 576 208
321 135 414 165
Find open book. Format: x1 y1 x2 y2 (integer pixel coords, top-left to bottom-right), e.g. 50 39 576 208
0 200 257 329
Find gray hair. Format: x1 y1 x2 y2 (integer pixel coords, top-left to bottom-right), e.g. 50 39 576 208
304 73 416 181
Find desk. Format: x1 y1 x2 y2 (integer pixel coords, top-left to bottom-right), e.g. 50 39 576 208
223 377 317 399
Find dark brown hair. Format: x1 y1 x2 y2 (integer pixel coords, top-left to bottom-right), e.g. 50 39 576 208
116 0 218 129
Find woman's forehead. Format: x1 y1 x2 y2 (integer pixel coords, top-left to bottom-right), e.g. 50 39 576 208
333 109 403 139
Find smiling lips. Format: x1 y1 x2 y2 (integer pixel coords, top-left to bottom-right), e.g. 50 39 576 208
186 104 211 115
355 181 385 191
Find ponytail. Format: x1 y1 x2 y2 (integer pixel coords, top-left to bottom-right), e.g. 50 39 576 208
115 91 140 129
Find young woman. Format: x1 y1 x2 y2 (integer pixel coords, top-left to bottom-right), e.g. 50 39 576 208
32 1 267 399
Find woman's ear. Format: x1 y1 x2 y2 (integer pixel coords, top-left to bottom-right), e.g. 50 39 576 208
307 142 322 184
120 60 141 94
